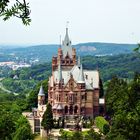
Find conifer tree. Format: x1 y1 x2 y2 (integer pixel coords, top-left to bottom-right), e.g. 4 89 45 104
41 103 53 135
99 78 104 98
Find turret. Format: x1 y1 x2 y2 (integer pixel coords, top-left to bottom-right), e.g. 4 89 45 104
38 85 45 105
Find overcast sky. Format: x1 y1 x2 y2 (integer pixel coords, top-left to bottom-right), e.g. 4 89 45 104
0 0 140 45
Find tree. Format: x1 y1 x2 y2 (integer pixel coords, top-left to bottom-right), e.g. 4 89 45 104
99 78 104 98
13 116 33 140
134 43 140 53
0 0 31 25
0 109 16 140
41 103 53 135
106 74 140 140
95 116 110 135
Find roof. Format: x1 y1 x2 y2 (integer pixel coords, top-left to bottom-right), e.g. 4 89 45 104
57 104 63 110
38 85 45 96
52 104 63 110
52 104 58 109
51 65 99 89
62 28 73 58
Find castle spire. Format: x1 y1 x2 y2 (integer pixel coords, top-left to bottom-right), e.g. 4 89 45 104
62 26 73 58
78 64 85 83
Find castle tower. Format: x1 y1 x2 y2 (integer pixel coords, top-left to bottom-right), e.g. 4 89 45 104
52 28 76 72
38 85 45 106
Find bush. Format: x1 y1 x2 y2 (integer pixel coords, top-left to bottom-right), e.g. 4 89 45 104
95 116 110 134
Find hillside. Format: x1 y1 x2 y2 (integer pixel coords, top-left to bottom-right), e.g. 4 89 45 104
1 53 140 94
0 42 137 62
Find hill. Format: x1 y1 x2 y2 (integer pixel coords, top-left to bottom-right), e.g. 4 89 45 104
0 42 137 62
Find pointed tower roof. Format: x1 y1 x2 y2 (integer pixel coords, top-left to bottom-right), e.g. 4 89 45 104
77 64 85 83
62 28 73 58
38 85 45 96
64 28 70 43
58 62 62 82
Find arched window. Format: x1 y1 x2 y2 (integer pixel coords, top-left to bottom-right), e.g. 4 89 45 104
65 106 68 114
74 106 78 114
69 106 73 114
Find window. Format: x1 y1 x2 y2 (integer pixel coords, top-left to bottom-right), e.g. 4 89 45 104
81 107 85 113
81 95 85 100
69 106 73 114
74 106 78 114
65 106 68 114
85 93 87 100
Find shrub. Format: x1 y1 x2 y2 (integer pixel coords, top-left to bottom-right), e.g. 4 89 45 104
95 116 110 134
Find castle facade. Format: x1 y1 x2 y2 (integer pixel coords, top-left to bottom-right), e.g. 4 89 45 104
48 28 102 123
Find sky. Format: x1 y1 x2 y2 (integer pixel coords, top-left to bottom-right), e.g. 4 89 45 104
0 0 140 45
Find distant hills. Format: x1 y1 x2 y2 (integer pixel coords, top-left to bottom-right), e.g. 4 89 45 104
0 42 138 62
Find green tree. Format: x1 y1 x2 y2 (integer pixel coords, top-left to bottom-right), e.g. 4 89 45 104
13 116 33 140
0 109 16 140
95 116 109 135
99 78 104 98
0 0 31 25
134 43 140 53
41 103 53 135
106 74 140 140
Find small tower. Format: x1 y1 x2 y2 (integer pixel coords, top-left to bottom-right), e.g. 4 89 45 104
38 85 45 105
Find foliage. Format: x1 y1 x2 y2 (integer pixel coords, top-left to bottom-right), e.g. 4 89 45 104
0 107 16 140
0 103 33 140
134 43 140 53
99 78 104 97
0 0 31 25
82 53 140 81
13 116 33 140
27 80 48 110
59 129 101 140
1 63 51 94
41 103 53 135
105 74 140 139
95 116 109 135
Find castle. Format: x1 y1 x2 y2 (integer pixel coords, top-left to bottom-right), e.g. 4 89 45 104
24 28 105 133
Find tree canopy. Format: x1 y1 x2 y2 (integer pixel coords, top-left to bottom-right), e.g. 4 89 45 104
105 74 140 139
0 0 31 25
